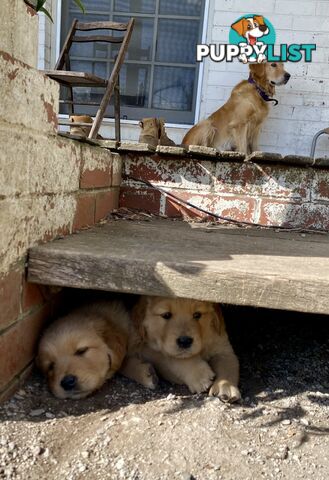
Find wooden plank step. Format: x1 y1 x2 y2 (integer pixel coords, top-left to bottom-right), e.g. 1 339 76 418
27 219 329 315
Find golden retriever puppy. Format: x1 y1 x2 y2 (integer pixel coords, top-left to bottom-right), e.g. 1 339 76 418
182 62 290 154
37 301 130 399
126 296 240 403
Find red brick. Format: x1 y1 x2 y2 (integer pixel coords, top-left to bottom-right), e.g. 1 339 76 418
22 279 45 312
313 173 329 202
73 193 95 231
165 197 204 219
0 363 33 403
80 167 111 189
165 191 256 223
259 200 329 230
112 157 122 187
0 267 23 331
125 156 211 186
95 188 120 222
0 306 49 392
119 186 161 214
215 162 310 200
42 224 70 243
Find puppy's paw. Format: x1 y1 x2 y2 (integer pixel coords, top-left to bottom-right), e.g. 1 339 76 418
186 363 215 394
139 363 159 390
209 380 241 403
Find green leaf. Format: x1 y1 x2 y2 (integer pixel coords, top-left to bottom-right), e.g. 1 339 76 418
73 0 86 14
36 0 47 11
39 6 54 23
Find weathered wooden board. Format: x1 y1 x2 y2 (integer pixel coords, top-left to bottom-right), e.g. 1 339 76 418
28 220 329 314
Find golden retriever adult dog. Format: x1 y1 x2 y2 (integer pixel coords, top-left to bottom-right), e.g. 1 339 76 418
129 296 240 403
182 62 290 154
37 301 130 399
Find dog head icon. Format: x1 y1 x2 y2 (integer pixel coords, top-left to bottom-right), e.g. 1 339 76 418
231 15 269 46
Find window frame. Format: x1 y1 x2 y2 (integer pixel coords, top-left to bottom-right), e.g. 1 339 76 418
55 0 209 127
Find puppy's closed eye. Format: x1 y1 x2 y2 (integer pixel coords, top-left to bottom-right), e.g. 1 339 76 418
75 347 89 356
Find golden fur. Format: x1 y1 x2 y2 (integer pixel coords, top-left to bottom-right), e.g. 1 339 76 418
37 301 131 399
69 115 103 139
139 118 175 146
128 296 241 403
182 63 290 154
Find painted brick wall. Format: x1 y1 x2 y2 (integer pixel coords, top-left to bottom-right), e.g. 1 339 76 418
120 154 329 231
0 50 121 402
201 0 329 157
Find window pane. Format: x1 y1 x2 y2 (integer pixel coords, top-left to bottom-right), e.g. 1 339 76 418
159 0 202 16
69 13 111 59
114 0 156 13
69 0 110 12
152 66 195 111
120 64 150 107
70 60 107 78
113 16 154 61
156 19 199 64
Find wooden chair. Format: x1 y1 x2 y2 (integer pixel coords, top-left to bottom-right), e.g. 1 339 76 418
44 18 135 141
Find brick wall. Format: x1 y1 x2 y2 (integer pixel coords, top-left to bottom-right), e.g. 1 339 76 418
0 49 121 401
201 0 329 156
120 154 329 231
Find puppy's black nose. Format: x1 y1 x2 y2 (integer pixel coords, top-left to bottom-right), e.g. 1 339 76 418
284 73 291 83
176 336 193 349
259 24 267 32
60 375 77 391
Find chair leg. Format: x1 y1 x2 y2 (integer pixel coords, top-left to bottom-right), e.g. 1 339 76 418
114 76 121 143
67 85 74 116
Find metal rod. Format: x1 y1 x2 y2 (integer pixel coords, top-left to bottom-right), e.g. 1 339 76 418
310 128 329 159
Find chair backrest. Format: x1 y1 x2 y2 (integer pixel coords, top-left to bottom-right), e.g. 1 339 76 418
55 19 133 72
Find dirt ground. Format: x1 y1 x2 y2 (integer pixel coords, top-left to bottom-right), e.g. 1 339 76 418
0 305 328 480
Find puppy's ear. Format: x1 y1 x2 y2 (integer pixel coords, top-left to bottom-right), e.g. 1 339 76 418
212 304 225 336
254 15 266 27
131 297 148 341
231 18 247 37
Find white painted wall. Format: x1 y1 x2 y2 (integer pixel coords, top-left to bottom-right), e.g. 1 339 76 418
38 0 329 156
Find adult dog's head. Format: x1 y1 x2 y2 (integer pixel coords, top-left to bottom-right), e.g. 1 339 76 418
250 62 291 94
133 296 224 359
250 62 291 86
37 313 123 399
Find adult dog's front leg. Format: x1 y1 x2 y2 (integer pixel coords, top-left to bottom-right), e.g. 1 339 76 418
208 349 241 403
232 124 248 154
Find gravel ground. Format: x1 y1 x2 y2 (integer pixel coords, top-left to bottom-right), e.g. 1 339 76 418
0 305 328 480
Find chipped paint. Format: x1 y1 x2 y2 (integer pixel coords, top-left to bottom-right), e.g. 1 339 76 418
0 52 59 134
40 95 58 128
122 155 329 231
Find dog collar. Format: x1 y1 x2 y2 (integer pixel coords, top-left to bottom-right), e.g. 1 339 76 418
248 76 279 106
